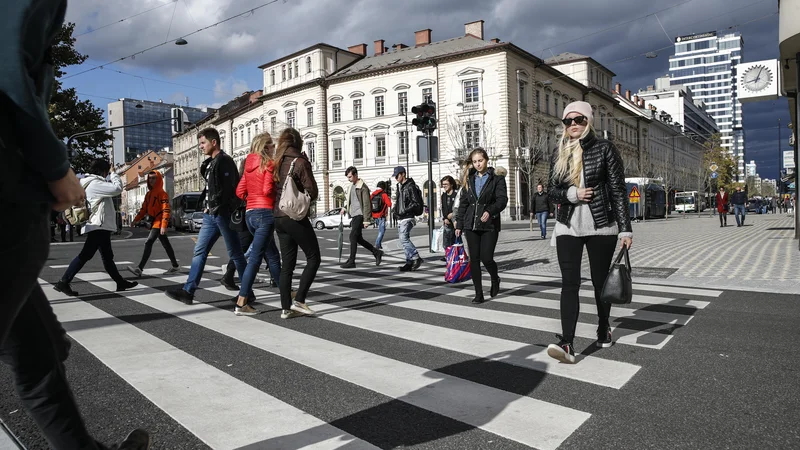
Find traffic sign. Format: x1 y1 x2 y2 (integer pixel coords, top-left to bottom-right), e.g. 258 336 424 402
710 172 718 179
629 185 641 203
709 163 719 172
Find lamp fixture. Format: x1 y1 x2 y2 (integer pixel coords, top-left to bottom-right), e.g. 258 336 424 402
175 38 188 46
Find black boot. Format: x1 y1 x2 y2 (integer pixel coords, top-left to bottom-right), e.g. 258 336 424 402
220 273 239 291
490 277 501 298
116 280 138 292
472 292 485 304
54 281 78 296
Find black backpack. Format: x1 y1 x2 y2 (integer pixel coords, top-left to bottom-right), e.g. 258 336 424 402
409 183 424 216
370 192 385 213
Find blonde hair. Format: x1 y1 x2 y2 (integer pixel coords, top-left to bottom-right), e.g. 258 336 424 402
249 132 275 172
553 124 594 187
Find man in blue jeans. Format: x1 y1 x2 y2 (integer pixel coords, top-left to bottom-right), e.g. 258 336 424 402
530 183 550 239
371 181 392 250
166 128 247 305
731 186 747 227
393 166 424 271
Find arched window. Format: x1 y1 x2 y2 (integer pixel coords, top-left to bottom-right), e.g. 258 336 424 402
270 70 275 85
306 56 312 74
333 186 345 209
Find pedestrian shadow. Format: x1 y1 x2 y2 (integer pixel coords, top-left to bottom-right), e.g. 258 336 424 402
233 346 548 450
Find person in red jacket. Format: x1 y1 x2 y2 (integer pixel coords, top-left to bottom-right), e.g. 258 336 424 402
371 180 392 249
232 132 281 315
128 170 179 276
715 186 729 227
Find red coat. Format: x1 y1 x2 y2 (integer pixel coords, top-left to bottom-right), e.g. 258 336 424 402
236 153 275 210
716 192 729 213
133 170 170 230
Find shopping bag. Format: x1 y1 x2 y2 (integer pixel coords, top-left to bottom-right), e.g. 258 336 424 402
444 238 471 284
432 226 444 252
599 247 633 304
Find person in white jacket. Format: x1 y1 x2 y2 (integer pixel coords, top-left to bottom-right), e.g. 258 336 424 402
54 159 138 296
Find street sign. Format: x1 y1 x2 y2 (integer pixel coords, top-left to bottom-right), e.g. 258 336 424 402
629 185 641 203
710 171 718 179
709 163 719 172
783 150 795 169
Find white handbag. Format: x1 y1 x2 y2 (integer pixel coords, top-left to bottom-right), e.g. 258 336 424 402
278 158 312 221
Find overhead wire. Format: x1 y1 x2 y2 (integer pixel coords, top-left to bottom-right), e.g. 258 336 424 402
75 1 178 38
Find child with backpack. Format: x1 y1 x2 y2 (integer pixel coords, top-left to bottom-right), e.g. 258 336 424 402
371 181 392 250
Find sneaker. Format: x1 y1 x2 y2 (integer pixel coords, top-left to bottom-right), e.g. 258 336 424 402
165 288 194 305
290 300 315 316
228 292 256 306
112 428 151 450
53 281 78 296
596 326 613 348
163 265 180 275
340 260 356 269
411 257 423 271
546 335 576 364
220 276 239 291
126 266 143 277
281 309 303 319
374 249 383 266
235 304 261 316
116 280 138 292
399 262 412 272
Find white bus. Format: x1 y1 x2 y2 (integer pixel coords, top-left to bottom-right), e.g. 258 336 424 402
674 191 706 213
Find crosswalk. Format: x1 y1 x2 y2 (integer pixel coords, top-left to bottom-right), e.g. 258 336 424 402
35 253 722 450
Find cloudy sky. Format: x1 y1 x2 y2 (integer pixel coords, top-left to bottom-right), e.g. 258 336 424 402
64 0 787 180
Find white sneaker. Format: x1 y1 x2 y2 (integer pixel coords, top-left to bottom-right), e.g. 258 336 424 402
163 266 180 275
281 309 303 319
127 266 142 277
234 304 260 316
290 300 314 316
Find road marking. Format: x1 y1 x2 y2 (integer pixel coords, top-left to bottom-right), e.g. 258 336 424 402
43 279 377 450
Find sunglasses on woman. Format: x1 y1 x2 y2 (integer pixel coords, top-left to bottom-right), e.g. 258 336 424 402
562 115 587 126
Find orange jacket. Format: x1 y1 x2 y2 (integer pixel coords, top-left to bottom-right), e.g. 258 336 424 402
133 170 171 230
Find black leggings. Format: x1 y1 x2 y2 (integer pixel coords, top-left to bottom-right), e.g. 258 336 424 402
718 211 727 226
463 230 499 294
275 216 320 310
555 234 617 343
138 228 177 269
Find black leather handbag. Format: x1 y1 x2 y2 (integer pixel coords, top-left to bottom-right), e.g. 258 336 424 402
600 247 632 304
230 195 247 232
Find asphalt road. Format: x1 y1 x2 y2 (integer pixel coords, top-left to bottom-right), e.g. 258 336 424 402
1 224 798 449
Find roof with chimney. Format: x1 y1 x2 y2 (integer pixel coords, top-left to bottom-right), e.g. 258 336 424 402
544 52 591 64
329 35 498 79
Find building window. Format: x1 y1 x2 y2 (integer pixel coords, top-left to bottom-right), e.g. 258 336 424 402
255 123 259 135
375 96 384 116
220 136 225 150
282 65 286 81
464 80 479 103
287 61 293 79
546 93 551 115
376 135 386 157
519 81 527 109
554 98 559 118
465 121 480 149
353 136 364 160
398 92 407 115
286 110 296 129
353 99 362 120
307 107 313 126
399 131 408 155
247 127 251 143
332 103 341 123
307 141 315 163
270 70 275 85
520 122 528 147
294 60 299 78
306 56 312 74
423 88 432 103
270 117 276 134
536 90 541 112
333 139 342 161
240 130 244 146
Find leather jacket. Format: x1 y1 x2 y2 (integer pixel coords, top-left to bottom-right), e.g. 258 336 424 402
396 178 422 219
548 131 632 233
455 167 508 232
199 151 239 216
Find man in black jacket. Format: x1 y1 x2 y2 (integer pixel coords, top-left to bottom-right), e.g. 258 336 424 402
731 186 747 227
530 183 550 239
393 166 423 271
166 128 247 305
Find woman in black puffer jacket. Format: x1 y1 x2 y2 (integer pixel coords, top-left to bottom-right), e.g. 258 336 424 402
546 101 633 365
455 148 508 304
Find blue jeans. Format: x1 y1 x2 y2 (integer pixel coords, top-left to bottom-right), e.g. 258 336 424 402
536 211 549 238
734 205 746 226
398 218 419 262
184 213 246 295
239 209 280 297
374 217 386 249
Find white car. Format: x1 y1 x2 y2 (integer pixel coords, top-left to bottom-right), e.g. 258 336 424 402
313 209 352 230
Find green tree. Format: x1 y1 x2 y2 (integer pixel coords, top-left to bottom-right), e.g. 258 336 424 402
49 23 111 174
703 133 738 192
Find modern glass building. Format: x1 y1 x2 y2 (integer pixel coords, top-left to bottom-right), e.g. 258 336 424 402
107 98 208 165
669 31 745 180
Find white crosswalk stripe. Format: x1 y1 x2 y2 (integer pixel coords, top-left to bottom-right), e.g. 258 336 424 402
36 253 722 450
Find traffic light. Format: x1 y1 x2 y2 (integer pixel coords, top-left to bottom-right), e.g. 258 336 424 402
171 108 185 134
410 101 437 133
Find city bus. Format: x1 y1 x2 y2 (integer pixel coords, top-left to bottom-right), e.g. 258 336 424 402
674 191 706 213
171 192 203 230
625 178 667 219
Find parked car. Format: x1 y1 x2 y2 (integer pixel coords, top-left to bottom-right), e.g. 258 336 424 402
188 211 204 232
313 209 352 230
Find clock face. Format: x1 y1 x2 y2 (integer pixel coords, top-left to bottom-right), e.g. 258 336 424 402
742 65 772 92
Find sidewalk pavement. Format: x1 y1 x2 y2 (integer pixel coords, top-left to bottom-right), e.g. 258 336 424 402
383 214 800 294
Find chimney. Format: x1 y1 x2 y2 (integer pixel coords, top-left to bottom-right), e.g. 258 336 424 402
415 29 432 47
640 98 646 107
348 44 367 56
632 95 639 105
490 38 500 43
615 82 622 94
374 39 385 56
625 90 631 100
392 43 408 51
465 20 485 40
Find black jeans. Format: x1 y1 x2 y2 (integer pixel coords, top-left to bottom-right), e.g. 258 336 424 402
138 227 177 269
463 230 500 294
555 234 617 343
0 204 101 449
61 230 125 284
275 216 321 310
348 215 376 262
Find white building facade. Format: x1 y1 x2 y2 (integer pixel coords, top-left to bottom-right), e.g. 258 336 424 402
635 77 719 143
